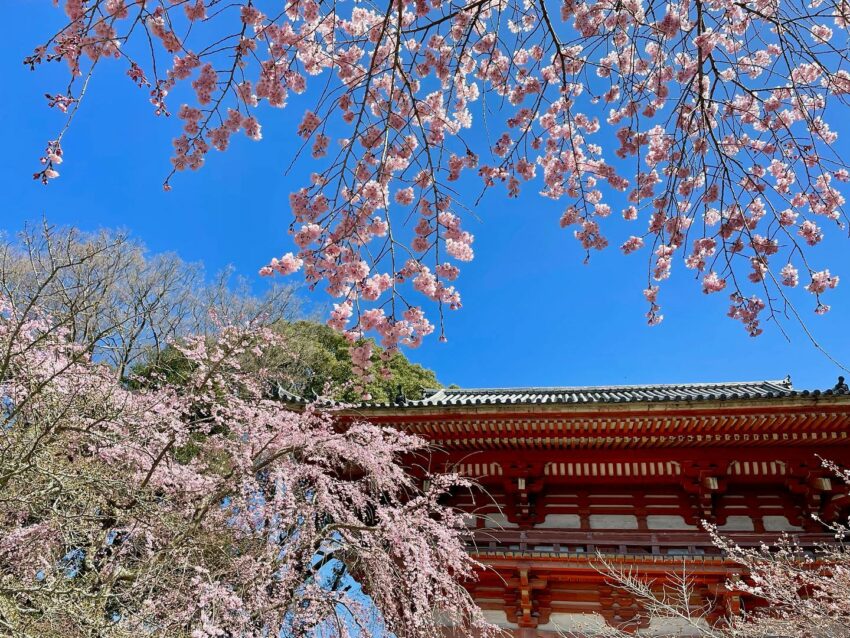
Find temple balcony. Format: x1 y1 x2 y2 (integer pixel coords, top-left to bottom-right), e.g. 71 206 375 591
468 528 835 558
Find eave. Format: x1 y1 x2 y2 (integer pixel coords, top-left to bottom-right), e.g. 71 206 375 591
345 395 850 450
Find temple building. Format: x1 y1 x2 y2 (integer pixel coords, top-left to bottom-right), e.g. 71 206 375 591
353 378 850 636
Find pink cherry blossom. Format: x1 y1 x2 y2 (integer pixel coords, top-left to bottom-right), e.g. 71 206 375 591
702 271 727 294
394 187 415 205
260 252 303 276
0 291 496 638
780 263 799 287
27 0 850 346
798 220 824 246
806 269 840 295
620 236 644 254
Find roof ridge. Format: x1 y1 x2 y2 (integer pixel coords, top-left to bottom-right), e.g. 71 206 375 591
358 378 850 408
429 380 790 394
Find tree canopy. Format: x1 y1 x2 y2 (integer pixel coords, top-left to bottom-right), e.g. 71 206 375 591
0 224 487 638
1 224 442 402
272 320 440 403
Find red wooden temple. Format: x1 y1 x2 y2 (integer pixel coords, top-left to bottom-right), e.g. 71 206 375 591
355 378 850 636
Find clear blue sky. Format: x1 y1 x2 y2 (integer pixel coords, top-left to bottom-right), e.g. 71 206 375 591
3 3 849 391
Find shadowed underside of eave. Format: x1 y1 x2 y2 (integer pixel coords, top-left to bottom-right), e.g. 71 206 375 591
358 406 850 449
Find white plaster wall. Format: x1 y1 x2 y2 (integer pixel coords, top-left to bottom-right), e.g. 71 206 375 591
646 515 698 530
483 512 519 528
639 616 708 636
537 612 607 633
717 515 755 531
763 515 804 531
480 609 517 629
589 514 639 529
537 513 582 529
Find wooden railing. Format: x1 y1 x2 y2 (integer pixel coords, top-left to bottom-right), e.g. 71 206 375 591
467 528 835 557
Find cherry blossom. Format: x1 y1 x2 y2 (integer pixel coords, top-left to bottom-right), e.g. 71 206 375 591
0 292 495 638
781 263 800 288
702 271 727 294
27 0 850 348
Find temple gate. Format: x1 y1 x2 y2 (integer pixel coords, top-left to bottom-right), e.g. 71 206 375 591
354 378 850 636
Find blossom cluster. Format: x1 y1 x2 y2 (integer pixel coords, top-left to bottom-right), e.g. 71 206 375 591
0 294 495 638
31 0 850 348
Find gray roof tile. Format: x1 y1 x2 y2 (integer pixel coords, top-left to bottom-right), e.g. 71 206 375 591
367 378 850 408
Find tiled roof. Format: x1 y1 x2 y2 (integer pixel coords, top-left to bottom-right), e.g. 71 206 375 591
385 378 850 408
